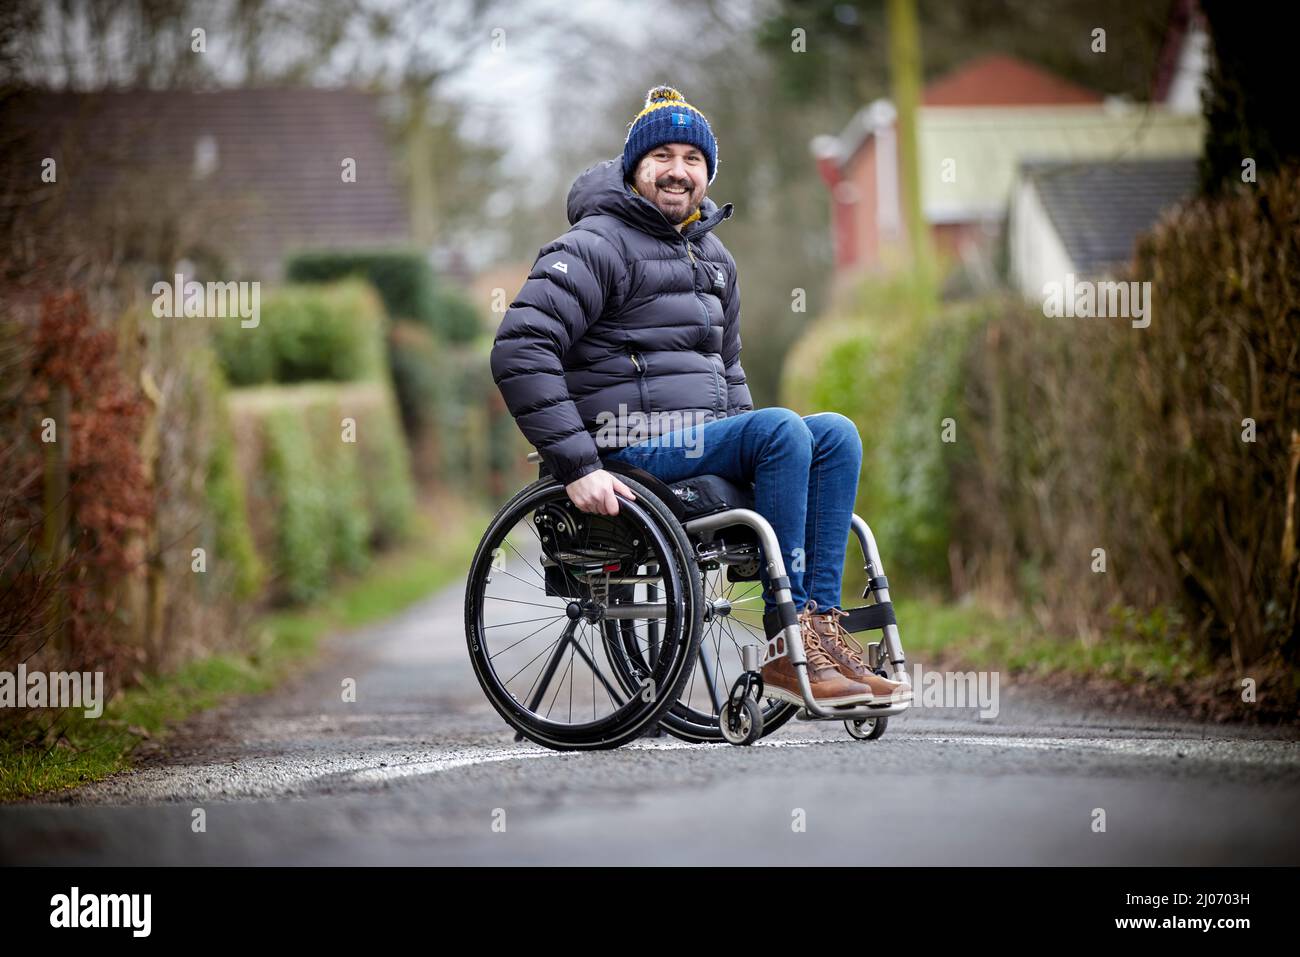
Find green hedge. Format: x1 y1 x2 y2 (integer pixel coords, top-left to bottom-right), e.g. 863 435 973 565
213 280 387 387
878 306 981 585
1123 168 1300 666
261 406 334 602
781 277 950 591
783 171 1300 680
285 249 481 343
387 321 523 493
203 362 263 600
230 382 415 604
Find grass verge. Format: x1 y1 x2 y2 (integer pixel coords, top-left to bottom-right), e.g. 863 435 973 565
0 499 488 802
895 594 1297 723
896 596 1214 683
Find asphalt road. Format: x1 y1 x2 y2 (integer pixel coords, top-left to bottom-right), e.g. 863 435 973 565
2 579 1298 866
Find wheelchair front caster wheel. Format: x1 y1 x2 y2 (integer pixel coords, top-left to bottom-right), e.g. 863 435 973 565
720 697 763 746
845 716 887 740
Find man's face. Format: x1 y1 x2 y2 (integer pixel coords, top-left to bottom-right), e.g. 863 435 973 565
632 142 707 225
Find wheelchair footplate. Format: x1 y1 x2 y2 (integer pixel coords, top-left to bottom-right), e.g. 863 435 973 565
753 595 912 740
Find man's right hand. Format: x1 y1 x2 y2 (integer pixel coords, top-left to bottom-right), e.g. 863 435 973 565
565 469 637 516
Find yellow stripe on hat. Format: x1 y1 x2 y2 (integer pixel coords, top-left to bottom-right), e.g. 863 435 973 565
631 98 708 125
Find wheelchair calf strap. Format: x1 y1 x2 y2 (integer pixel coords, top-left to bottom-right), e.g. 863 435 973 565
762 599 895 640
839 602 897 634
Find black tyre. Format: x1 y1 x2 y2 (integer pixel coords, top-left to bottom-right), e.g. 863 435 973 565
465 476 703 751
845 716 888 740
719 696 763 746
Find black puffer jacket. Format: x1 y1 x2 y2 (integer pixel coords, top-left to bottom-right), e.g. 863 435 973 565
490 157 753 486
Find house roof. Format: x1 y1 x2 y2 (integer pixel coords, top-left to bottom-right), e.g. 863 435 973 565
1021 157 1198 273
923 55 1103 107
4 88 411 278
823 55 1106 169
920 107 1203 223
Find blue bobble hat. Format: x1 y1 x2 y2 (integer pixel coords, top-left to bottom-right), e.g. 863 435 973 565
622 85 718 185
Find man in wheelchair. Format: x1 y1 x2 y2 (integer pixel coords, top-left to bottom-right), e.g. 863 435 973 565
490 84 908 710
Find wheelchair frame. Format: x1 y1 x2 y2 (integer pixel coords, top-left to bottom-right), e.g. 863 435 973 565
682 507 912 723
476 451 913 745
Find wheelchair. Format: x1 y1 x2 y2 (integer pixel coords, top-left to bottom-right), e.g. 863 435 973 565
464 451 912 751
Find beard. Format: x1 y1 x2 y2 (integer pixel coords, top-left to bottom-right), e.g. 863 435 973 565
657 197 698 224
652 182 699 223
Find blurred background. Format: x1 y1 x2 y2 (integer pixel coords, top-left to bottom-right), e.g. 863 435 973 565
1 0 1296 785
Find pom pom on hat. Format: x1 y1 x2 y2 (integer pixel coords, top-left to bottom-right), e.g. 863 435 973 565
644 85 685 105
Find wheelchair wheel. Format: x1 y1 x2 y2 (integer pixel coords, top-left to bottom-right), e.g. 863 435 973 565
845 716 887 740
465 476 702 751
719 696 763 746
605 562 797 743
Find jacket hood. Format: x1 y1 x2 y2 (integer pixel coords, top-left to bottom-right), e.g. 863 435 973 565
565 157 732 241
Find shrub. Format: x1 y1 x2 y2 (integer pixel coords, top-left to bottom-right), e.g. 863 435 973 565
878 305 982 586
387 320 449 439
203 363 263 600
1125 168 1300 665
213 280 387 387
228 381 415 603
781 277 946 593
897 167 1300 675
0 292 152 679
284 250 480 343
386 321 522 494
949 299 1141 622
261 406 333 603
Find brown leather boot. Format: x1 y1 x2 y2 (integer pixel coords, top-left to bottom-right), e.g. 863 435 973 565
761 608 875 706
806 606 912 703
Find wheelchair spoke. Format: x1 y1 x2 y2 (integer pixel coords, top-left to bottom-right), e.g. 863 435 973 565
526 620 576 717
501 535 548 586
543 639 577 722
675 566 770 719
485 594 570 612
484 613 567 630
696 634 724 713
509 626 570 691
570 624 628 708
584 625 597 720
487 562 553 593
489 615 568 661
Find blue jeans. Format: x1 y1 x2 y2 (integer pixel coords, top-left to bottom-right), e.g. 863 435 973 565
603 408 863 615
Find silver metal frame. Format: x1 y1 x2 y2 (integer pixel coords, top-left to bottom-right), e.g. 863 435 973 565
521 451 910 722
684 508 911 721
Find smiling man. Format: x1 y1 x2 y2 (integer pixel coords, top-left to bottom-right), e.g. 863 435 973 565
491 85 909 707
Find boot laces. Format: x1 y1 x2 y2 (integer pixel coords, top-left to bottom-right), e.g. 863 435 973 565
797 604 839 672
823 607 868 668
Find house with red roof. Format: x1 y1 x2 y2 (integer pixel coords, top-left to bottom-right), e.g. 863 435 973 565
811 53 1204 295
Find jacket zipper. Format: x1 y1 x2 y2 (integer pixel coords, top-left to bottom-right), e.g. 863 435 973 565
629 350 650 415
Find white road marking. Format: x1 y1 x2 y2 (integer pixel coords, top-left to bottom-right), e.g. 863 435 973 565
339 733 855 785
344 730 1298 787
347 747 557 783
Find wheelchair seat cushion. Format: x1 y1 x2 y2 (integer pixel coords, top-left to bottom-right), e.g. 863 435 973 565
667 473 755 519
599 458 755 521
